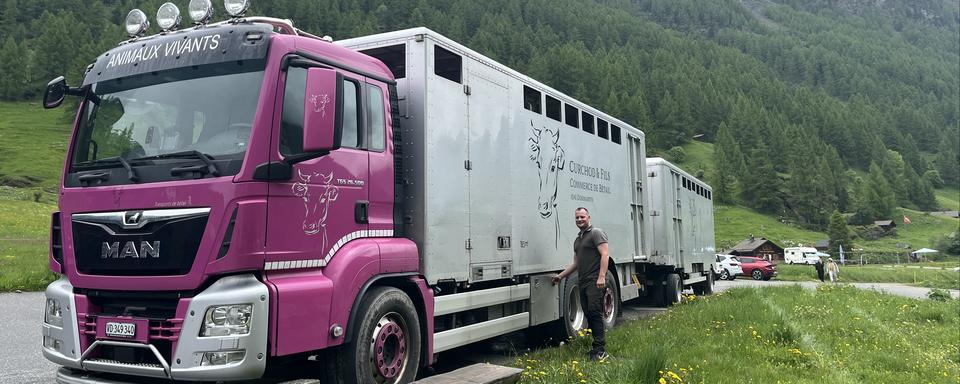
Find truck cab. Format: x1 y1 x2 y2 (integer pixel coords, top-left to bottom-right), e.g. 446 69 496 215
41 3 427 382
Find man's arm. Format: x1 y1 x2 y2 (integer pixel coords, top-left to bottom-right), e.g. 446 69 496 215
553 255 578 284
596 243 609 289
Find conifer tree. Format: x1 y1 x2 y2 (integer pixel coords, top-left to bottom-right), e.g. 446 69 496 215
827 210 851 255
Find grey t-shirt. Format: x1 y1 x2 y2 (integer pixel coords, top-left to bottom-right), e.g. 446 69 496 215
574 226 608 285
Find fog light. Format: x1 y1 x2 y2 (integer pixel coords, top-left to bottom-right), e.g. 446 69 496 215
43 336 62 351
223 0 250 17
45 298 63 327
125 9 150 37
201 350 245 366
156 2 182 31
202 304 252 336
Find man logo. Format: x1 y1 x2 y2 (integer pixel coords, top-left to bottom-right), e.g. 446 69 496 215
124 211 144 226
101 241 160 258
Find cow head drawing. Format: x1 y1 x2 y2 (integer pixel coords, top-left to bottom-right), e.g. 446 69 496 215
292 170 340 251
529 121 565 246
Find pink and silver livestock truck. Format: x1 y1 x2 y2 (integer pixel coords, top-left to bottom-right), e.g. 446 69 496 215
40 1 715 382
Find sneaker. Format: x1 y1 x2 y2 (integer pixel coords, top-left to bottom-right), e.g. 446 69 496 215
590 351 610 362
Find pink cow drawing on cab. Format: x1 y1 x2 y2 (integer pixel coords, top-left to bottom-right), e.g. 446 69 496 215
528 121 566 247
291 169 340 251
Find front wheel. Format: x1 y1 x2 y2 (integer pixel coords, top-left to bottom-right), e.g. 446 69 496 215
720 269 730 280
338 287 421 384
752 270 763 280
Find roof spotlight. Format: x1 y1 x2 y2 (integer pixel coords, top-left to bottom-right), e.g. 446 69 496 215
125 9 150 38
189 0 214 24
157 3 182 31
224 0 250 17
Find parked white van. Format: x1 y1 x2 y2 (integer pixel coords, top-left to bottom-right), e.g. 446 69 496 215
784 247 825 265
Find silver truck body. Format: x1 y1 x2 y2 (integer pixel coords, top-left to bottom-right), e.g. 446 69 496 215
339 28 649 285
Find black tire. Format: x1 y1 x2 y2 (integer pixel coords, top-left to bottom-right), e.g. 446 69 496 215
762 276 772 281
543 272 585 341
664 273 682 306
692 271 714 296
752 269 763 280
719 269 730 281
600 273 620 329
337 287 422 384
703 271 714 295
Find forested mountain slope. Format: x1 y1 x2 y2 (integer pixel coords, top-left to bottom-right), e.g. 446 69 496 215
0 0 956 229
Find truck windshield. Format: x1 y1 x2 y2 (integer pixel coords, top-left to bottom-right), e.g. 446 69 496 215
71 65 265 169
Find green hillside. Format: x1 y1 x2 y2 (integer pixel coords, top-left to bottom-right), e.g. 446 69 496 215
0 102 69 203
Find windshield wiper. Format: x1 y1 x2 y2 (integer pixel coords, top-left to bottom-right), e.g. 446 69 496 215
133 150 220 177
75 156 139 182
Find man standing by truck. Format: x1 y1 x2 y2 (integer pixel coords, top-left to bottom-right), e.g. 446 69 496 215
554 207 610 361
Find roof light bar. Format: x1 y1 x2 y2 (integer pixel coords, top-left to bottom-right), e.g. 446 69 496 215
156 2 182 31
124 9 150 38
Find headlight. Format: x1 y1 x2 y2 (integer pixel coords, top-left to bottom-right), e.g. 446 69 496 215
45 298 63 327
201 304 252 336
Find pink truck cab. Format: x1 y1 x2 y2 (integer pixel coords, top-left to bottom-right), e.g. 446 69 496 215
42 4 429 382
40 2 718 383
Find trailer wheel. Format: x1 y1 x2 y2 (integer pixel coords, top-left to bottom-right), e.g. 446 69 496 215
664 273 682 306
339 287 421 384
693 271 714 296
600 273 620 329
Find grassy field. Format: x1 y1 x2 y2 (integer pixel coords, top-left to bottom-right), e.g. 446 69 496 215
714 205 825 251
774 263 960 290
860 208 959 253
0 198 58 291
0 101 71 203
934 188 959 211
515 286 960 384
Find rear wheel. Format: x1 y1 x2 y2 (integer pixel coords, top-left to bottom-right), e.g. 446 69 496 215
540 272 585 342
693 271 714 296
664 273 682 306
337 287 421 384
600 273 620 329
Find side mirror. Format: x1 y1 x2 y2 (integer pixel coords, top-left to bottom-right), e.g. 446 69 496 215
43 76 67 109
302 68 341 152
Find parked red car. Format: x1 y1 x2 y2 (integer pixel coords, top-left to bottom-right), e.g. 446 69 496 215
737 257 777 280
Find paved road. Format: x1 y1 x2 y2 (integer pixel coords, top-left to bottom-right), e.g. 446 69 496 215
1 280 954 383
0 291 57 384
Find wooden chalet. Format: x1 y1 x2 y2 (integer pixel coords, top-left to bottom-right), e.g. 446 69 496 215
728 236 784 261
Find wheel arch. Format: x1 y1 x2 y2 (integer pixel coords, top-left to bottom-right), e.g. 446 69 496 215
344 273 432 367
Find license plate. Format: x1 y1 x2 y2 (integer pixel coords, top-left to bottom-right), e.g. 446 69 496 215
105 322 136 338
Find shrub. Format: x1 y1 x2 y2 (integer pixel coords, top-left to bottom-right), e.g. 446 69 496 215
928 288 952 302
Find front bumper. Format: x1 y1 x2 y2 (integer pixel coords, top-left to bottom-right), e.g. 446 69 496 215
42 274 269 382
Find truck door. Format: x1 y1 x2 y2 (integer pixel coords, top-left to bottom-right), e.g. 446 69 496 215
265 66 369 268
465 59 513 279
628 135 646 258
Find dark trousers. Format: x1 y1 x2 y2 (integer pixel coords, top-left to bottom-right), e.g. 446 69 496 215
579 283 605 353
